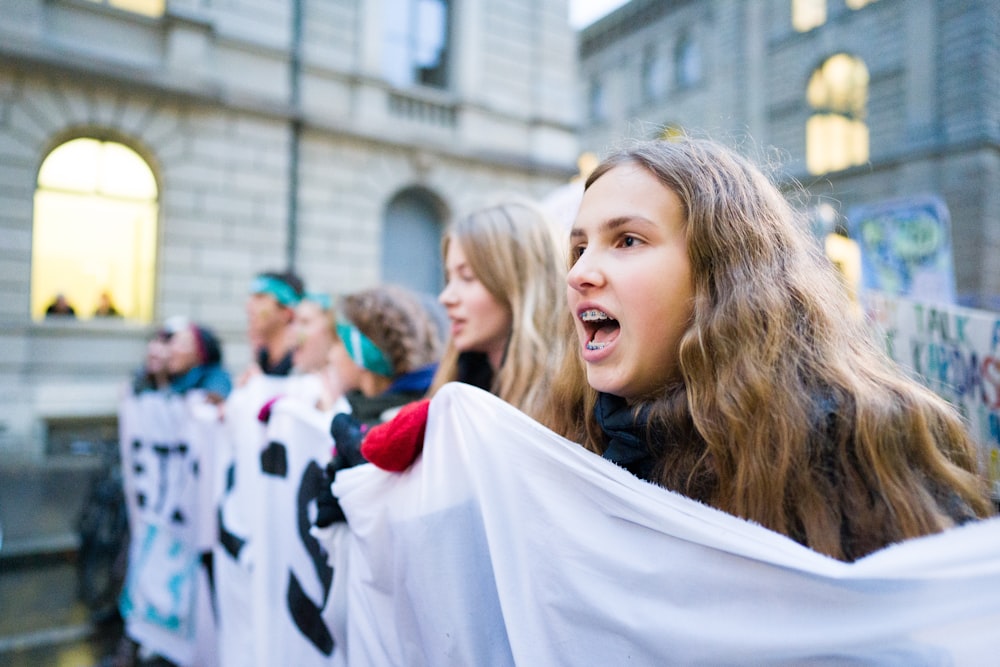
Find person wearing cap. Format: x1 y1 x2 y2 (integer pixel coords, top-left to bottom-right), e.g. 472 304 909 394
166 322 233 403
245 270 305 378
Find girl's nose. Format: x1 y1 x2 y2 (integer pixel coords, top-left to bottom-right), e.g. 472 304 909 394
566 250 604 293
438 281 456 305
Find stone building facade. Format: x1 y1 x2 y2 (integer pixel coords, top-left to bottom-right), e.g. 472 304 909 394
579 0 1000 308
0 0 579 459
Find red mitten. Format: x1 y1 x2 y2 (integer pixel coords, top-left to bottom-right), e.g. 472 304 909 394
257 395 283 423
361 399 431 472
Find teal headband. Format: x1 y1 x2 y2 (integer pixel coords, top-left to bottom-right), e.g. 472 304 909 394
336 321 394 377
251 276 301 307
304 291 332 311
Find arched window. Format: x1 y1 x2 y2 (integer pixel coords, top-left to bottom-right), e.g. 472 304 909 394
641 45 667 104
381 188 445 297
674 31 702 89
31 137 159 321
588 76 607 123
806 54 869 174
792 0 826 32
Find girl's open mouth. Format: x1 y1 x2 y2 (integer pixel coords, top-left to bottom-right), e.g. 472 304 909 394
580 308 620 351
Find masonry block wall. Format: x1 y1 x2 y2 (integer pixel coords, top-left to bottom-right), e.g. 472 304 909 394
0 0 579 458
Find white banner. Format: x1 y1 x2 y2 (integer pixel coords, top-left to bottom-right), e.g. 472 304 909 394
213 374 291 667
118 391 222 667
213 373 344 667
334 383 1000 666
255 397 344 667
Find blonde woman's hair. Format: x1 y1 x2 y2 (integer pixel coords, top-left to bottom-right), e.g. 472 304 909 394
429 198 567 420
548 136 992 561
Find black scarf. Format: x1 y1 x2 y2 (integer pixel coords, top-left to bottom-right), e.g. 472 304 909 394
456 352 494 392
594 392 657 481
257 346 294 377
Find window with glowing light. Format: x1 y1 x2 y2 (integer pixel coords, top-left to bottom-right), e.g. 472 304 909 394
31 138 159 322
806 54 869 175
792 0 826 32
84 0 164 17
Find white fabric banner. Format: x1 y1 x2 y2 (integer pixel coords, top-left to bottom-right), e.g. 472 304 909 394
333 383 1000 666
213 374 291 667
255 396 346 667
118 391 222 667
214 372 343 667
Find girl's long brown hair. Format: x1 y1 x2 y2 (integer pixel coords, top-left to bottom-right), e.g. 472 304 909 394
545 137 993 561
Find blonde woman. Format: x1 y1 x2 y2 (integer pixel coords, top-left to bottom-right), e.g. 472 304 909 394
358 198 569 471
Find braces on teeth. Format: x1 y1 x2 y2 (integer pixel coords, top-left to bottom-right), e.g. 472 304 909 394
582 309 612 350
580 309 609 322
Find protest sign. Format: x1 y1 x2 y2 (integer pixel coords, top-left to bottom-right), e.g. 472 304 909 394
848 195 956 304
119 391 221 667
865 291 1000 497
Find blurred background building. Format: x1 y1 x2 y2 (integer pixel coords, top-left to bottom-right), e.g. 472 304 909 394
0 0 579 463
579 0 999 309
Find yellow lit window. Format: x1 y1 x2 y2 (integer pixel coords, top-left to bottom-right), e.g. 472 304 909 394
84 0 164 17
806 54 869 174
846 0 878 9
792 0 826 32
31 138 159 322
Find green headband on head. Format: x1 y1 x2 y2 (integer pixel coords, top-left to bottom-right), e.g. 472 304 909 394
337 321 394 377
304 291 332 311
251 275 301 307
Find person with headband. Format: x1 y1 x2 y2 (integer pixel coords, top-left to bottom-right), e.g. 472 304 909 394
313 284 442 526
328 285 441 425
244 270 305 380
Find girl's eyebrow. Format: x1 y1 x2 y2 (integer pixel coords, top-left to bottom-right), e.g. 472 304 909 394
570 215 654 240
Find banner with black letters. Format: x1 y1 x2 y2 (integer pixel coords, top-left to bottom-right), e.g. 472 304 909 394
254 396 346 667
213 374 292 667
213 373 344 667
119 390 222 667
